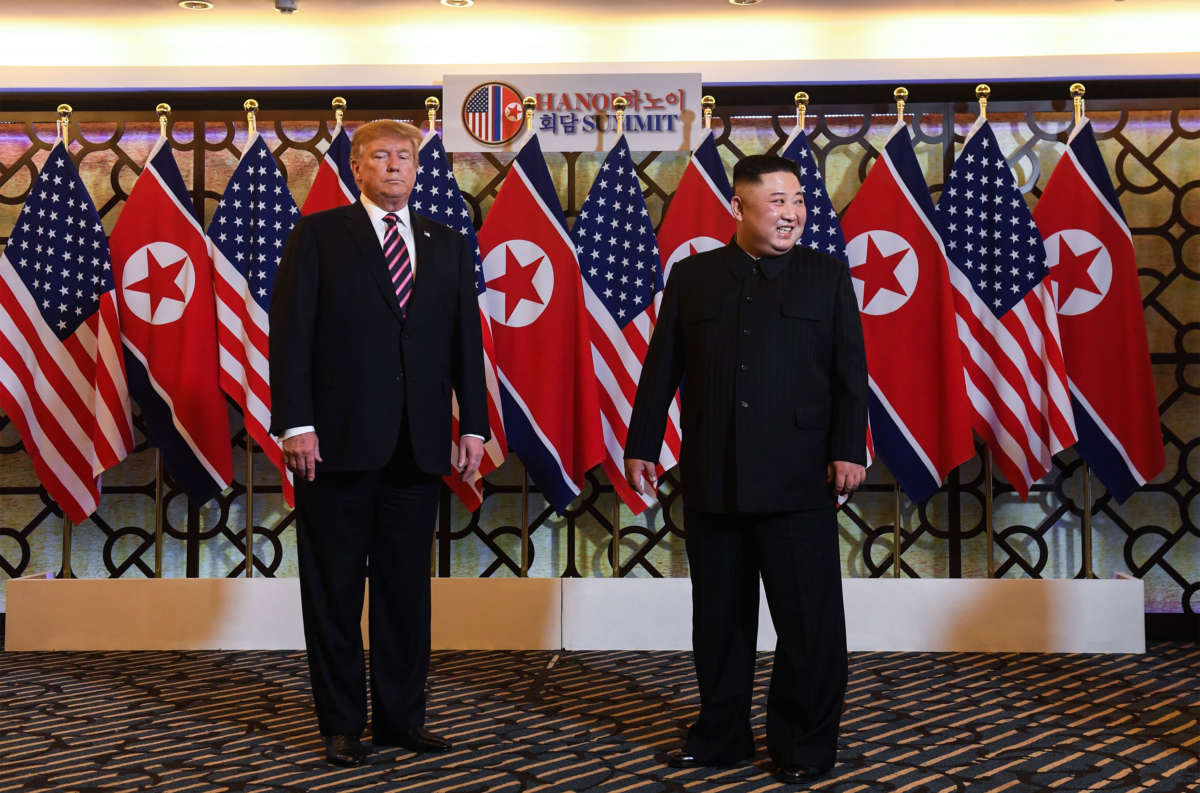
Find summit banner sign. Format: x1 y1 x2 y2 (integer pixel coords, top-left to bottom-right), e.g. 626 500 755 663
443 73 702 153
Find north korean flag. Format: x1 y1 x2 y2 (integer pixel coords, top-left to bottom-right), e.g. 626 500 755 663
1034 118 1164 502
656 130 735 285
301 123 358 215
840 122 974 502
109 136 233 503
477 134 605 513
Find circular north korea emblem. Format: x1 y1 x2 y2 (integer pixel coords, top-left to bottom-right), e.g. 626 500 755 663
1044 229 1112 316
121 241 196 325
482 240 554 328
461 81 526 146
663 235 725 283
846 230 918 316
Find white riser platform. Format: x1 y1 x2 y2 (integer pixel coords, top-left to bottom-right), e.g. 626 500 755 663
4 576 1144 654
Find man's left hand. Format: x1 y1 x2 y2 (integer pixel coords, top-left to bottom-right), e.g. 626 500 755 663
455 436 485 482
827 460 866 496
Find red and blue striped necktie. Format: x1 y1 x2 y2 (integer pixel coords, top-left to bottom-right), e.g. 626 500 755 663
382 212 413 316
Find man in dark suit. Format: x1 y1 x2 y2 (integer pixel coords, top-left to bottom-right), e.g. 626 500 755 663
270 120 488 766
625 154 868 784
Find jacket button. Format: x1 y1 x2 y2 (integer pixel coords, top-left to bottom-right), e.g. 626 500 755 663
739 400 749 408
742 328 751 336
740 363 749 372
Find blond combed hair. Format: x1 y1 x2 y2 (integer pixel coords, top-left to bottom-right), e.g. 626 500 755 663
349 119 422 161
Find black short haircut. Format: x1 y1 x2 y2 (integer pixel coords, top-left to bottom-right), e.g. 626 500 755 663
732 154 802 189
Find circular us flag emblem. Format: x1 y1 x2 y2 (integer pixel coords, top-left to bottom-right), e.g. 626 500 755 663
462 81 525 146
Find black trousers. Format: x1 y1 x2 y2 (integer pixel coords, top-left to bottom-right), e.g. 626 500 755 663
682 505 847 770
294 426 441 741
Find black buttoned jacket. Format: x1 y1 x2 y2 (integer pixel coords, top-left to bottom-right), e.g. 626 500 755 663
625 240 868 513
268 201 489 474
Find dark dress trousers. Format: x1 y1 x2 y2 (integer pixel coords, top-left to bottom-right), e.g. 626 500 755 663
625 240 868 769
269 201 488 741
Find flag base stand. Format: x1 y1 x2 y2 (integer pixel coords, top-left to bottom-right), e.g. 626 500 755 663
5 575 1143 654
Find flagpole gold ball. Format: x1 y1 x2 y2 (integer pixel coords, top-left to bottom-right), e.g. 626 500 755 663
57 104 72 120
794 91 809 110
425 97 440 114
893 86 908 120
975 84 990 101
1070 82 1086 99
332 96 347 125
244 99 259 114
156 103 171 136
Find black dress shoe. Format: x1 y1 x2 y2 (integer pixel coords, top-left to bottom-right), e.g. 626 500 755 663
666 749 750 769
324 734 367 766
377 727 452 753
774 764 831 784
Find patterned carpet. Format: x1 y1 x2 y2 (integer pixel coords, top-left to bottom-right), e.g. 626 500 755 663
0 644 1197 792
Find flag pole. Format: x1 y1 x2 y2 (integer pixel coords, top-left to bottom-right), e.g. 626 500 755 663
56 104 77 581
332 95 346 129
1070 82 1095 580
976 84 990 120
894 87 908 123
523 95 537 138
154 451 165 577
701 95 715 131
520 469 529 577
1070 82 1086 124
794 91 808 133
609 95 629 579
985 450 995 577
151 102 172 579
242 99 259 579
425 95 439 134
892 482 901 578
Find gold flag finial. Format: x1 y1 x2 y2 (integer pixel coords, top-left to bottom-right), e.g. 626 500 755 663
56 103 72 142
155 103 171 137
244 98 259 136
523 96 537 134
794 90 809 128
701 95 715 131
1070 82 1086 123
975 84 990 120
614 95 628 137
425 96 440 131
332 96 346 126
894 87 908 122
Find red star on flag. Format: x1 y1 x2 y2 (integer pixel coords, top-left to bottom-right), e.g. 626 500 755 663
488 245 545 322
1050 236 1103 309
856 235 908 306
126 249 187 316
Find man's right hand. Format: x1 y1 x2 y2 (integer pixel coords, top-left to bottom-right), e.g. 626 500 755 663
624 458 658 497
283 431 322 482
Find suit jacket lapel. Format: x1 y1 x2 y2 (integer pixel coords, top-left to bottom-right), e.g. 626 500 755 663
345 201 405 325
408 212 438 322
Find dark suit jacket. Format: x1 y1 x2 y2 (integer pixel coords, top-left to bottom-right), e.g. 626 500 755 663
269 201 488 474
625 240 868 513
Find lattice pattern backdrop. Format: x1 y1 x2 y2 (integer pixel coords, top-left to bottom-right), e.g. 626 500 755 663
0 96 1195 614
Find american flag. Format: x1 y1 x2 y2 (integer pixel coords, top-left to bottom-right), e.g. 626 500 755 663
0 141 133 521
572 135 666 513
209 133 298 504
782 126 848 262
935 118 1076 498
412 131 507 511
464 83 522 145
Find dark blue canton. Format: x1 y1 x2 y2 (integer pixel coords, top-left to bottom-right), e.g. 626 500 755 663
412 133 486 294
209 135 299 310
934 120 1046 315
6 142 112 341
571 135 661 326
782 129 847 263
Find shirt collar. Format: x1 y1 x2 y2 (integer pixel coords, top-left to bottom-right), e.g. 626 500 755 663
730 237 792 280
361 195 411 229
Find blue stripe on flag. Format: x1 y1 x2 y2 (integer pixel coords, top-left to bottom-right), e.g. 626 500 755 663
516 135 572 239
491 85 503 142
124 351 223 503
1071 393 1141 504
885 126 940 221
499 382 579 512
693 132 733 202
150 141 200 221
869 391 941 503
1069 120 1125 223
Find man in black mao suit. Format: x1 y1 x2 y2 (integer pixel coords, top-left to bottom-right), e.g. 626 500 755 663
625 155 868 784
270 120 489 766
